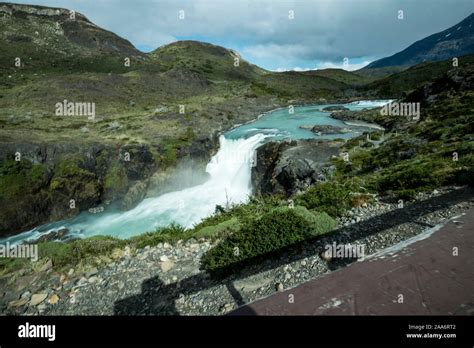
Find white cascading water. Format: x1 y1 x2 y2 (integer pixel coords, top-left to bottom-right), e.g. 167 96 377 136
4 133 268 242
2 100 392 244
91 133 266 237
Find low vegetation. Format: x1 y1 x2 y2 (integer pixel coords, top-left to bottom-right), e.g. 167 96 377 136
200 207 336 274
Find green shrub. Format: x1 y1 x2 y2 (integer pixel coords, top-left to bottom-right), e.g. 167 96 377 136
452 154 474 186
192 196 282 231
370 131 382 141
38 235 127 269
375 158 446 193
396 189 418 201
295 181 357 217
194 217 240 239
0 257 29 276
129 223 187 249
200 206 336 274
38 241 74 267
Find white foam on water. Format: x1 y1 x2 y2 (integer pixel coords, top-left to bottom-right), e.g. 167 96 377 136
348 99 394 108
2 133 268 241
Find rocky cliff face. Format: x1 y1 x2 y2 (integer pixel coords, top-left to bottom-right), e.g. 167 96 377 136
0 136 219 237
252 140 340 197
0 142 144 235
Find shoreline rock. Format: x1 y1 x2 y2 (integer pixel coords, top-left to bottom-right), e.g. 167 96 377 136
300 124 352 135
252 139 340 196
322 105 349 112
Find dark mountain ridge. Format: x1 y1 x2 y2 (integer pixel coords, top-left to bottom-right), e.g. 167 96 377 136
365 13 474 69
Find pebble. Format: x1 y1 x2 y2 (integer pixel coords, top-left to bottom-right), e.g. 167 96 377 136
48 294 59 305
21 291 31 300
160 261 174 273
30 293 47 306
86 268 98 278
9 298 28 307
77 277 88 286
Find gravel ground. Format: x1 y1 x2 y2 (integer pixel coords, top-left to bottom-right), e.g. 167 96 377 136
1 186 473 316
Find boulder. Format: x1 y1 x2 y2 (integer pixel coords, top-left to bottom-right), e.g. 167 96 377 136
252 139 340 196
299 124 352 135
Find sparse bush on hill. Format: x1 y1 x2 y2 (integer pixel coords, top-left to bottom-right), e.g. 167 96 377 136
200 206 336 274
295 181 359 217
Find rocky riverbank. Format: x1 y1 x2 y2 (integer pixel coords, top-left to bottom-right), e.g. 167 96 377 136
1 186 471 315
0 98 284 238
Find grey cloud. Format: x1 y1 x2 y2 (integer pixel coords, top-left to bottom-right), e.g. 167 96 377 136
10 0 474 66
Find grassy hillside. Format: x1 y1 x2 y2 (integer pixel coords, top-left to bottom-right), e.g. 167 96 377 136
148 40 265 81
304 68 375 85
363 54 474 97
0 2 144 81
0 4 370 150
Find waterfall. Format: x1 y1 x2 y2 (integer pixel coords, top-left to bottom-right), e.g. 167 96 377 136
4 133 268 242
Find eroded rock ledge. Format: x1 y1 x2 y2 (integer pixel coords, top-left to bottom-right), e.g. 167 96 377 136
252 139 341 197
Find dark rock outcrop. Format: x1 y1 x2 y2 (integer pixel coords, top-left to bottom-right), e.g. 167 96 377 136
0 131 222 236
252 140 340 196
300 124 352 135
0 141 157 237
322 105 349 112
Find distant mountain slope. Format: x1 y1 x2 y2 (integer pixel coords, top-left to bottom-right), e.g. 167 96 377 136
365 13 474 69
304 68 375 85
363 54 474 97
0 2 142 55
0 2 144 74
148 40 266 81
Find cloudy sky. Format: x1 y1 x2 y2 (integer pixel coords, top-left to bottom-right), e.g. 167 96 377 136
10 0 474 71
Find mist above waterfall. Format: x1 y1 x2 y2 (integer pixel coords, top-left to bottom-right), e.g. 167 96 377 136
5 134 268 242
